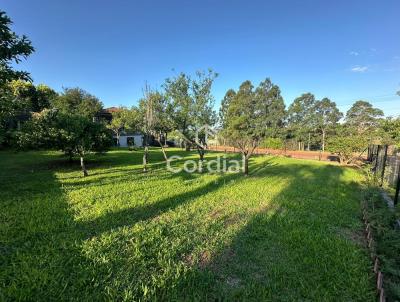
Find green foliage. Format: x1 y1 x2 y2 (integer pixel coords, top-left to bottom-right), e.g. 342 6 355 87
52 87 103 119
380 117 400 147
17 109 113 173
363 190 400 301
260 137 284 149
287 93 316 143
313 98 343 151
108 107 142 141
164 69 218 146
345 100 384 133
9 80 57 112
327 126 369 165
220 78 285 173
0 10 34 85
0 149 375 300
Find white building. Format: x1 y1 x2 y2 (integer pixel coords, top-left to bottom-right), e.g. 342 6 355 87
116 133 143 147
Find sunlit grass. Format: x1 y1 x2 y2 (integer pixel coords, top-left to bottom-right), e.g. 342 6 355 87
0 148 375 300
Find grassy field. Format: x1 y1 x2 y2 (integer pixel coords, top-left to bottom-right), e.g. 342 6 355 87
0 148 375 301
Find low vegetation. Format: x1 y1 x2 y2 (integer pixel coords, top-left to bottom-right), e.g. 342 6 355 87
363 188 400 301
0 148 376 300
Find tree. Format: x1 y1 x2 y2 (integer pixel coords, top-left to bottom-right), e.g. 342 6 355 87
164 69 218 166
220 78 285 175
220 89 236 129
164 72 192 151
380 117 400 147
8 80 57 112
327 125 369 165
287 93 316 150
313 98 343 152
17 109 113 176
0 10 34 146
345 100 383 134
0 10 34 85
108 107 133 147
52 87 103 119
138 89 172 165
190 70 218 166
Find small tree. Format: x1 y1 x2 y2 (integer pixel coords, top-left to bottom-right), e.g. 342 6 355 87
164 70 218 166
221 78 285 175
139 89 172 164
18 110 113 176
327 126 368 165
107 107 132 146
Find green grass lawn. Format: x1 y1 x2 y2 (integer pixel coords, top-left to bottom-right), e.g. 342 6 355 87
0 148 375 301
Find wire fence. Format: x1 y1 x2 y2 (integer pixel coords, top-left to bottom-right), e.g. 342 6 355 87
367 145 400 205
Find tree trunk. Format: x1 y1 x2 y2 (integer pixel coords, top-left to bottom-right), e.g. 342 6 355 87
243 154 249 175
142 134 149 172
158 139 168 162
307 133 311 151
143 145 148 172
116 133 120 147
197 147 205 172
68 150 73 163
322 130 326 152
80 156 88 177
185 141 191 151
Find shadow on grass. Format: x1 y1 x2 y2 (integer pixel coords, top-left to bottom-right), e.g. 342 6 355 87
0 149 374 300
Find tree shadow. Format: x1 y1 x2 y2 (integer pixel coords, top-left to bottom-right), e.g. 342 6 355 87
0 150 374 301
170 162 375 301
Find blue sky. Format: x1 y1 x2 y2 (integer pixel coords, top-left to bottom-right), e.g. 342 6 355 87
3 0 400 116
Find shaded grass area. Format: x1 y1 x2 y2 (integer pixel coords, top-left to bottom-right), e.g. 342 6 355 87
0 148 375 300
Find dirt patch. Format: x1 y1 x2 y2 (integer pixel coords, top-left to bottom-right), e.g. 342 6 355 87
198 250 211 269
338 228 366 246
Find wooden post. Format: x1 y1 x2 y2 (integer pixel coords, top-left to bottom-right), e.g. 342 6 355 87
380 145 388 187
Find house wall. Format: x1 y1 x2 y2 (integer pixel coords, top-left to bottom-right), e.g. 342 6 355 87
118 135 143 147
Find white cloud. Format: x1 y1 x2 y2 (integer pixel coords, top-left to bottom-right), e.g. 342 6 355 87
349 51 359 56
351 66 368 73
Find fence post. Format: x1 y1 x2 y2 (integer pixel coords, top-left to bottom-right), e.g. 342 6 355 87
380 145 388 187
394 160 400 206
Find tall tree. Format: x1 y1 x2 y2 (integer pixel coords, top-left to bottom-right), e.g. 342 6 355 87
52 87 103 119
345 100 383 134
254 78 286 138
220 89 236 129
0 10 34 146
0 10 34 85
313 98 343 152
220 78 284 175
287 93 316 150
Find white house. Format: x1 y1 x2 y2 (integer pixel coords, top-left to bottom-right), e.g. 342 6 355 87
116 133 143 147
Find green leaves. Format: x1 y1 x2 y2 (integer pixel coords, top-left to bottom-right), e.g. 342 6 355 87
51 87 103 119
0 10 34 85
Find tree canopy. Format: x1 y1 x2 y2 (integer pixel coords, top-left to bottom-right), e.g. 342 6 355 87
0 10 34 85
52 87 103 119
